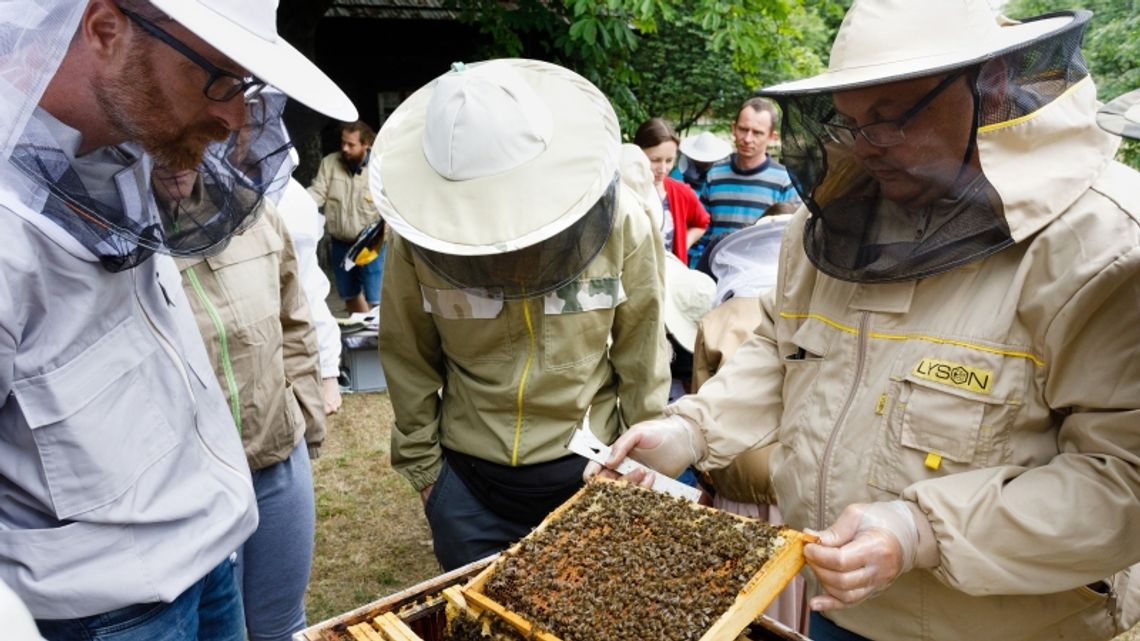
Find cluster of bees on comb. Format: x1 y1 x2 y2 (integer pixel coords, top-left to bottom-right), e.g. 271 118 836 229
482 480 785 641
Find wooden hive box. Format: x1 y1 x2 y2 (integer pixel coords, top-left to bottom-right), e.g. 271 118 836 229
460 477 815 641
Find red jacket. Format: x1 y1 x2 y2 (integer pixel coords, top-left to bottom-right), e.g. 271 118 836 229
663 177 710 261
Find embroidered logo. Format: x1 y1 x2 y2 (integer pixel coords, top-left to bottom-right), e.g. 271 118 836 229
912 358 992 395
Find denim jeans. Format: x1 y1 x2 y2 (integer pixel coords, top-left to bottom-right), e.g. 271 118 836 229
237 442 315 641
36 559 244 641
329 237 383 305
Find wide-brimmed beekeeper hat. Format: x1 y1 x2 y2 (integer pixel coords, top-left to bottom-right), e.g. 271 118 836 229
370 59 620 257
1097 89 1140 140
663 254 716 353
762 0 1077 95
754 0 1094 285
150 0 355 121
679 132 731 164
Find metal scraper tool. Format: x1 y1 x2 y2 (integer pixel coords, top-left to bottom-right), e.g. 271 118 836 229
566 409 702 502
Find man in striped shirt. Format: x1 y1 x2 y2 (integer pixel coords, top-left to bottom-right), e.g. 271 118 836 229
690 98 800 266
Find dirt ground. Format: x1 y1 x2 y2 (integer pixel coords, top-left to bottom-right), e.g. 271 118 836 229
304 391 1140 640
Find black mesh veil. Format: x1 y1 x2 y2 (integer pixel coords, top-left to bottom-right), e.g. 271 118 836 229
9 90 291 272
761 11 1091 283
412 175 619 300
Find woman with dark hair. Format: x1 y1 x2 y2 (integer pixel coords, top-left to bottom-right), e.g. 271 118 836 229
634 118 710 262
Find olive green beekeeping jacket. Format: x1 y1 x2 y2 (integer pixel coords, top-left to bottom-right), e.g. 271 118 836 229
177 201 325 471
381 186 671 491
670 78 1140 640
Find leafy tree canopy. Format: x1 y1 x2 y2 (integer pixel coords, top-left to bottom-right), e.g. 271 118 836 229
1004 0 1140 166
443 0 840 136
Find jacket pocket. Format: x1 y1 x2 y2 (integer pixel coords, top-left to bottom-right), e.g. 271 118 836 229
541 277 623 370
868 348 1025 495
421 285 512 362
11 317 178 519
203 218 283 336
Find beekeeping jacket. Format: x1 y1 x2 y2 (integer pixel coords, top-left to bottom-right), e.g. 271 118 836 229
669 68 1140 641
176 201 325 470
382 187 670 491
308 151 381 243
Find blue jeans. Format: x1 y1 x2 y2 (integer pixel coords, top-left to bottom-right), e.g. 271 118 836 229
329 237 383 305
809 612 874 641
236 442 315 641
424 460 534 571
36 559 244 641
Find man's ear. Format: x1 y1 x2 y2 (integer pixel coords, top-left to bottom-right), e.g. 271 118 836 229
81 0 131 62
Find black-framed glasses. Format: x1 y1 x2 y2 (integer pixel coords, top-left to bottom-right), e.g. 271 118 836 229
823 70 967 148
120 7 265 102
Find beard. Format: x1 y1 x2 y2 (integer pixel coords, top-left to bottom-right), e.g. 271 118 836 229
94 44 230 171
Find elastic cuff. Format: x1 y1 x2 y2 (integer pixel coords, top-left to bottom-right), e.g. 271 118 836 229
667 414 709 465
906 501 940 569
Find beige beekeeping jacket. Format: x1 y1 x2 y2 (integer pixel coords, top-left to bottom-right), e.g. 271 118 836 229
381 186 671 491
308 152 380 242
692 296 777 505
670 78 1140 640
177 202 326 471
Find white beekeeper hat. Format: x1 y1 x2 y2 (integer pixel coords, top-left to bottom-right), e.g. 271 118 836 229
370 58 620 257
679 132 731 164
150 0 356 121
663 254 716 353
762 0 1076 95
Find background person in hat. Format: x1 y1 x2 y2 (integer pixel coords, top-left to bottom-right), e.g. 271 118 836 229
0 0 355 638
372 59 671 571
672 130 733 194
309 120 384 314
592 1 1140 640
634 117 711 263
152 153 327 641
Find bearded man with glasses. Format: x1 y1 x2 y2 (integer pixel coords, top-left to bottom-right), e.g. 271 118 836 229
592 2 1140 640
0 1 355 640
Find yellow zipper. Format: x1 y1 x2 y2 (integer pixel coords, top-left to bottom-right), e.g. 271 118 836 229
511 298 536 466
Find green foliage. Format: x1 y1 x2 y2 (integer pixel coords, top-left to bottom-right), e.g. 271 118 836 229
1004 0 1140 168
443 0 837 136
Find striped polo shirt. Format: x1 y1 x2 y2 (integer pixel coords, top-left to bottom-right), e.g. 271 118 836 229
689 154 798 265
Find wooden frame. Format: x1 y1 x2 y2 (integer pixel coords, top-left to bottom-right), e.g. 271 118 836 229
460 478 816 641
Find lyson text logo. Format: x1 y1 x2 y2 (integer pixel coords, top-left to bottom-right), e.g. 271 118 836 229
911 358 993 395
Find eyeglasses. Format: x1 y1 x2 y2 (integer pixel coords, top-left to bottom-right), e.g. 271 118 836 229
120 7 265 102
823 70 967 148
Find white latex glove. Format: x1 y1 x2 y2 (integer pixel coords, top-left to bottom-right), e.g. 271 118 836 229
804 500 936 611
582 415 706 487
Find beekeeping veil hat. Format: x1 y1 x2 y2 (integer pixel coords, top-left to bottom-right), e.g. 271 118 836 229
0 1 356 272
758 0 1095 283
679 132 731 164
1097 89 1140 140
663 254 716 353
369 58 621 299
708 214 791 305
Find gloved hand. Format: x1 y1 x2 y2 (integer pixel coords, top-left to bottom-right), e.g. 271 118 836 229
804 500 938 611
582 415 707 486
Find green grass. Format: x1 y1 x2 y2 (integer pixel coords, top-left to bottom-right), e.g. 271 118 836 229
305 391 440 626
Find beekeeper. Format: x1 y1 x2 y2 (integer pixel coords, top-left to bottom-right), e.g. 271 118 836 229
0 0 354 638
371 59 671 571
594 2 1140 640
